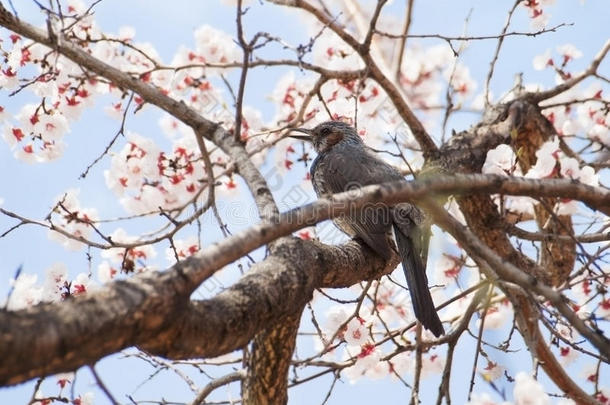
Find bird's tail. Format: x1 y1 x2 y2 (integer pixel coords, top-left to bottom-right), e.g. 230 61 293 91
392 223 444 337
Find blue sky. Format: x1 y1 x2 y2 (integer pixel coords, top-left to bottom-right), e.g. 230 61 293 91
0 0 608 404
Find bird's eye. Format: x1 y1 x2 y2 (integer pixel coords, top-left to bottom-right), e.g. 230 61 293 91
320 127 331 136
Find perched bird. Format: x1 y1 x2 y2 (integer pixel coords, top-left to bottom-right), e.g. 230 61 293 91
290 120 444 337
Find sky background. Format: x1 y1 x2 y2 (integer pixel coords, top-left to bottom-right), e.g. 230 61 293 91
0 0 608 404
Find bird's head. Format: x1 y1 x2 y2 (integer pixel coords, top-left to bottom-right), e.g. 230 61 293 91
289 120 363 153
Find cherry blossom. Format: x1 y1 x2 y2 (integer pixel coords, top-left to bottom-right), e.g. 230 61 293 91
555 200 579 216
556 44 583 62
596 388 610 405
165 236 201 264
420 353 445 379
343 343 383 383
589 123 609 146
448 64 477 101
323 304 353 337
480 360 505 382
47 189 99 251
100 228 157 273
344 317 370 346
483 144 521 176
97 261 119 284
467 392 510 405
313 31 364 71
530 10 550 31
41 263 68 302
513 372 551 405
479 300 512 330
525 137 560 179
582 363 599 384
5 273 42 310
55 372 74 390
533 49 553 71
434 253 464 285
72 392 94 405
558 346 578 366
194 25 240 67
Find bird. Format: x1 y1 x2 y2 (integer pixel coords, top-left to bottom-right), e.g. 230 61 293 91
290 120 444 337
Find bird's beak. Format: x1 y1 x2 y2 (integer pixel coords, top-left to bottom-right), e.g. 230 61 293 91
288 128 312 142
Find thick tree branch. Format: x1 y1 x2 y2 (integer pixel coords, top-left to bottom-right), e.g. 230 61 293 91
1 173 607 385
140 238 398 360
0 4 278 221
424 201 610 361
267 0 439 159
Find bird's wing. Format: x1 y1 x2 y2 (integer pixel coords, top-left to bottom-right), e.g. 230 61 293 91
311 147 393 259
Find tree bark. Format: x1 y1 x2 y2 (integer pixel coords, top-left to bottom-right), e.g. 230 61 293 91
243 312 302 405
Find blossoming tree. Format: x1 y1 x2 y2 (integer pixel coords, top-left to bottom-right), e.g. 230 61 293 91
0 0 608 404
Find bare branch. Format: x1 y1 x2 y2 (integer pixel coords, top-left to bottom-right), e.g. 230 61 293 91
190 370 245 405
484 0 521 107
423 201 610 361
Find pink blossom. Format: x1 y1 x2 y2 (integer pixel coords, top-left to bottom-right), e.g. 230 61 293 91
323 305 353 337
483 144 520 176
480 360 504 382
344 317 370 346
530 10 550 31
556 44 583 62
97 261 118 283
420 353 444 378
194 25 240 66
513 372 551 405
435 253 463 285
47 189 99 251
589 124 609 145
525 137 560 179
480 300 512 330
558 346 578 366
344 343 382 383
467 392 509 405
165 236 200 264
558 157 579 179
533 49 553 70
6 273 42 310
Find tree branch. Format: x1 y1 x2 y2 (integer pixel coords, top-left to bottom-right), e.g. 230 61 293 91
1 173 607 385
423 201 610 361
528 39 610 103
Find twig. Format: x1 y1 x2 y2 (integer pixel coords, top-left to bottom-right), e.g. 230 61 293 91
189 370 245 405
529 39 610 103
484 0 521 107
80 92 134 179
394 0 414 81
467 285 493 401
89 365 119 405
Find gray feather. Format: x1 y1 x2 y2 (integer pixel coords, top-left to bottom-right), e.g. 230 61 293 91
305 121 444 336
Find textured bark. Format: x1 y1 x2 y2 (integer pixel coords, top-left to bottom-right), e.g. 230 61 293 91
440 102 549 283
0 4 608 403
0 269 190 386
0 175 606 386
0 233 397 385
510 104 576 286
139 238 398 360
243 313 302 405
436 101 605 404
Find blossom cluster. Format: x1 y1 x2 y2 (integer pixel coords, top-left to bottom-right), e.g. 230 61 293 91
483 136 599 216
